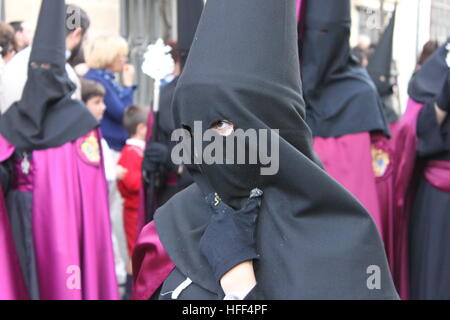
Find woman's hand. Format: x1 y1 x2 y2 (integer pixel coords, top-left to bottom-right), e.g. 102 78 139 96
122 64 136 88
199 188 263 286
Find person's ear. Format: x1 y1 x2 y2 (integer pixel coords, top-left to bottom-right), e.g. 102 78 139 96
73 28 84 43
67 28 83 50
138 123 148 136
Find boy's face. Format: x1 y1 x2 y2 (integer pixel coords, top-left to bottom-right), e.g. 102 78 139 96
136 123 148 140
86 95 106 121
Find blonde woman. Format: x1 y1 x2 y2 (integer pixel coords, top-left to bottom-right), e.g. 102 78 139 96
85 35 136 152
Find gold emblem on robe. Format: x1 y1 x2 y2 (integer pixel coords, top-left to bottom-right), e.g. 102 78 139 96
371 145 390 178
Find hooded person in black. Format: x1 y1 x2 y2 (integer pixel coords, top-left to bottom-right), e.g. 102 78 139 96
142 1 203 219
0 0 118 299
299 0 394 255
367 10 399 125
300 0 388 138
0 2 97 150
133 0 398 300
394 40 450 300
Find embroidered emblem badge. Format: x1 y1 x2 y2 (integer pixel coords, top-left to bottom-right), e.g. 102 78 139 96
78 133 101 165
371 145 390 178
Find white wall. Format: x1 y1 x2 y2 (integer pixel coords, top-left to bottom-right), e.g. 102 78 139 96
393 0 431 111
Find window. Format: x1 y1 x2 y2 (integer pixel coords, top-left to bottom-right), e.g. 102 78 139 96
430 0 450 43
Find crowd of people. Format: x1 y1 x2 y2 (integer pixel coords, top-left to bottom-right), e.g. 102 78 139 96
0 0 448 300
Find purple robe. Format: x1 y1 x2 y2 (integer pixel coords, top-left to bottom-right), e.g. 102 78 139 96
313 133 389 232
132 221 175 300
313 132 396 278
0 131 119 300
296 0 302 20
390 99 424 300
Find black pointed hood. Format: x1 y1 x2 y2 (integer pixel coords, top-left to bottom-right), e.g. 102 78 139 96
173 0 312 205
154 0 398 300
30 0 67 68
408 39 450 104
0 0 97 151
177 0 204 68
301 0 352 93
367 10 396 97
367 10 399 123
300 0 389 138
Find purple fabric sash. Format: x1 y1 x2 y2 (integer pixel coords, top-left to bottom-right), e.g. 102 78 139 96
133 221 175 300
31 130 118 299
424 160 450 193
0 186 29 299
12 158 34 192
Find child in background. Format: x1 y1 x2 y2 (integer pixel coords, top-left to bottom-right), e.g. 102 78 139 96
117 105 148 298
80 78 128 291
118 105 148 256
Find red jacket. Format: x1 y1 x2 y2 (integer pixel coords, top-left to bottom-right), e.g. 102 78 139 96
117 142 144 209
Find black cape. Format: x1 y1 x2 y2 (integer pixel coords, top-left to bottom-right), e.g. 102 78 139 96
300 0 389 138
410 100 450 299
0 0 97 151
151 0 398 299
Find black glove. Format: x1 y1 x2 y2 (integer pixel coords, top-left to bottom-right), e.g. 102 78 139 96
436 73 450 112
200 188 263 283
143 142 170 174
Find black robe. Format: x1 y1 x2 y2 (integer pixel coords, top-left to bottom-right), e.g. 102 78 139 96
409 103 450 300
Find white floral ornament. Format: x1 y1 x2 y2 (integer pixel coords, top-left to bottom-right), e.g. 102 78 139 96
142 38 175 81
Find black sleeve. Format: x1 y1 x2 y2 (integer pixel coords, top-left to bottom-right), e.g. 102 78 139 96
244 284 265 300
416 102 450 158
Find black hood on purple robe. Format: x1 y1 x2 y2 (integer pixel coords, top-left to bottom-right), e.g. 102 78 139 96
153 0 398 300
0 0 97 151
300 0 389 138
408 39 450 104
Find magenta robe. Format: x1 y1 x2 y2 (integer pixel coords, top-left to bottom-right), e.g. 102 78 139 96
0 131 119 300
390 99 425 300
313 133 387 233
313 132 396 278
132 221 174 300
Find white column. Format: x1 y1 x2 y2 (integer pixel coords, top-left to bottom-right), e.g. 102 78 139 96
393 0 431 111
